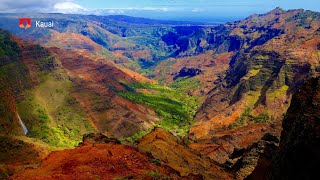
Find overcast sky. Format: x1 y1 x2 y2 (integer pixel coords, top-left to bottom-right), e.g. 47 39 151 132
0 0 319 22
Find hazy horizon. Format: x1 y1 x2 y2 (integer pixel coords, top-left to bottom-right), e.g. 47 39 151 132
0 0 319 23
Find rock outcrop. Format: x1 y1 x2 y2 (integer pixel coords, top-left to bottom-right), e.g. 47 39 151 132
269 77 320 179
138 128 233 179
10 133 201 180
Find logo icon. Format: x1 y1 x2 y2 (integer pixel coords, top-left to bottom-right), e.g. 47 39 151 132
19 18 31 29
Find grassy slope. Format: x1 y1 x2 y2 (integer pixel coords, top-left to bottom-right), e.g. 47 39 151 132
118 81 201 142
17 69 96 148
0 31 97 148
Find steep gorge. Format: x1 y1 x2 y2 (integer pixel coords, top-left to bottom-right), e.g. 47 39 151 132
0 8 320 179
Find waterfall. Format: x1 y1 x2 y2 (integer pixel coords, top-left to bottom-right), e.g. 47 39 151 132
17 113 28 135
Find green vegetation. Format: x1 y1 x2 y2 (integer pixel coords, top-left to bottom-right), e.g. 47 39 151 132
286 10 320 27
17 56 95 148
268 85 289 99
150 158 162 166
112 178 128 180
253 113 270 123
120 129 152 143
248 69 260 76
0 29 20 59
118 82 199 137
0 33 95 147
245 90 262 107
228 107 251 129
255 55 270 60
144 171 169 180
0 164 8 179
0 30 33 135
228 107 270 129
169 77 203 93
17 72 95 148
112 174 134 180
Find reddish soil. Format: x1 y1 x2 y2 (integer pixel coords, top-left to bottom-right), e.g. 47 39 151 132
10 143 181 180
189 123 279 164
49 48 160 138
138 128 234 179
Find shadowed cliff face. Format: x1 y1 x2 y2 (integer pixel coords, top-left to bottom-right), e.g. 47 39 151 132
268 77 320 180
177 9 320 178
190 8 320 140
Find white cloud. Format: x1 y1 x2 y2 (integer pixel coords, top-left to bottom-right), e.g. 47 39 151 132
0 0 174 15
79 7 172 15
134 7 169 12
106 9 125 14
0 0 83 13
53 2 85 13
98 7 170 13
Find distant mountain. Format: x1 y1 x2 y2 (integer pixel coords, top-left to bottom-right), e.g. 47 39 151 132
103 15 207 25
0 13 218 71
0 8 320 179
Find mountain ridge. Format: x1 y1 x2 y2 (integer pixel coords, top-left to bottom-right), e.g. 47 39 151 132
0 8 320 179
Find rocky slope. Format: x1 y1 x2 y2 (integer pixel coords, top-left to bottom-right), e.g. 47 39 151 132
9 133 187 180
0 29 162 148
49 47 160 138
180 9 320 169
138 128 233 179
268 77 320 179
192 8 320 138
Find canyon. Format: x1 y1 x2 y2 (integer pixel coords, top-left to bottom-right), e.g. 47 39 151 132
0 8 319 179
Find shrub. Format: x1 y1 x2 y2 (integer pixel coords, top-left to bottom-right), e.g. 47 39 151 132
145 171 167 180
253 113 270 123
228 108 270 129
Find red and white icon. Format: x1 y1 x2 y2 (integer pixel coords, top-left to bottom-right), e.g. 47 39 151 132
19 18 31 29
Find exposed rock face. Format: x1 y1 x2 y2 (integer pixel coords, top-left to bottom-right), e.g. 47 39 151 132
10 143 180 180
80 133 121 145
193 9 320 138
10 132 205 180
235 133 279 180
173 67 203 80
269 77 320 180
138 128 233 179
189 123 273 165
0 9 319 179
186 10 320 170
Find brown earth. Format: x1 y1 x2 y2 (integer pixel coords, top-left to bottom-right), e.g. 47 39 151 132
155 50 233 96
49 48 160 137
4 32 162 138
138 128 234 179
9 133 206 180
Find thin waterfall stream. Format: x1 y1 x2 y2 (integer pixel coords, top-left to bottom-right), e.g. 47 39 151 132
17 113 28 135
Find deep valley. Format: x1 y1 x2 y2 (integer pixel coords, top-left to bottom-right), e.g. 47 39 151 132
0 7 319 180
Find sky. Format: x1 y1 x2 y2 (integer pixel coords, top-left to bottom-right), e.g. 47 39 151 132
0 0 320 22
